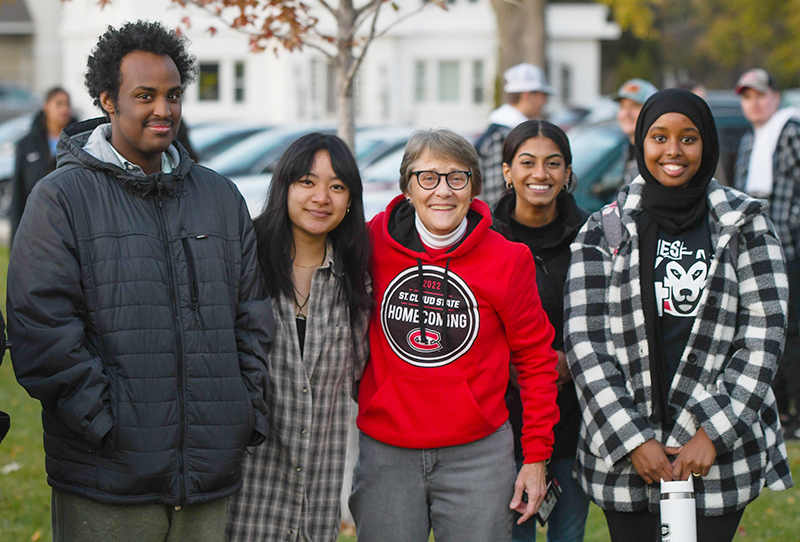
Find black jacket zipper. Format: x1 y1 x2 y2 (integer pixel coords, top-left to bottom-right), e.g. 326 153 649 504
155 177 187 505
181 236 205 329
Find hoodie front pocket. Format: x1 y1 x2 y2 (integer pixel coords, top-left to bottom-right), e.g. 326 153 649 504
363 374 497 441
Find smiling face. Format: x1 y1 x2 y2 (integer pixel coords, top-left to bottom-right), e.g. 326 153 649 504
287 149 351 243
503 136 569 225
100 51 182 175
643 112 703 189
404 149 473 236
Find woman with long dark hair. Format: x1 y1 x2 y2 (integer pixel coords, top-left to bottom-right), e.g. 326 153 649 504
227 133 372 542
565 89 793 542
492 120 590 542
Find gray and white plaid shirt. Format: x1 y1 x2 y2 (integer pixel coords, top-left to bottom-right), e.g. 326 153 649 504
734 119 800 261
227 249 370 542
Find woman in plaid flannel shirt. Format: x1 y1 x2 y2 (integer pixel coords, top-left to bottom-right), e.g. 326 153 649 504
227 133 372 542
565 89 793 542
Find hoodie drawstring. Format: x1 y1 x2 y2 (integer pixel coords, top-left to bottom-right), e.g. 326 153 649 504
416 257 452 349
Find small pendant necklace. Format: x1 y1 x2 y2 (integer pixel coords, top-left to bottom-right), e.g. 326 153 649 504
293 287 310 320
292 246 326 320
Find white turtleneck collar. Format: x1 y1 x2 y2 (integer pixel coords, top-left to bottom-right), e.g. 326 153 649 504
415 214 468 250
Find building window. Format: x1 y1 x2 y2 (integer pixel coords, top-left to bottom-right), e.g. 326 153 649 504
198 63 219 101
472 60 484 104
414 61 426 103
438 61 459 102
234 61 246 103
560 64 572 103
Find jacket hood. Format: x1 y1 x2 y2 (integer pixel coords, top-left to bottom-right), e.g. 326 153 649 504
492 190 589 250
618 176 769 232
57 117 193 199
376 194 492 260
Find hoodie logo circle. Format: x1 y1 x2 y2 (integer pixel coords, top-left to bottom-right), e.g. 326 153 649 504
381 265 479 367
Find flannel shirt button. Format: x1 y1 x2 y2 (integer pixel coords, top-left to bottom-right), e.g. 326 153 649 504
296 466 302 472
302 387 308 394
688 353 697 363
174 505 181 511
300 428 307 434
708 296 717 305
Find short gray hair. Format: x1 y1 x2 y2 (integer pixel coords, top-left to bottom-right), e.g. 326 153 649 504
399 128 482 196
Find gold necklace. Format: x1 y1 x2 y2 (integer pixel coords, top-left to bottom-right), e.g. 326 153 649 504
292 246 327 269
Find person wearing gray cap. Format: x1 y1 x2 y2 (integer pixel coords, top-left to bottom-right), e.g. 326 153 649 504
733 68 800 439
475 63 554 210
615 78 658 185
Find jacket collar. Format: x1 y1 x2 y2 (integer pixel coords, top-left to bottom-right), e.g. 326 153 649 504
619 176 768 232
58 117 193 199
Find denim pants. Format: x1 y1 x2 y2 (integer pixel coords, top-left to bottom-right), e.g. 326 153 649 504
349 421 516 542
511 456 590 542
52 489 228 542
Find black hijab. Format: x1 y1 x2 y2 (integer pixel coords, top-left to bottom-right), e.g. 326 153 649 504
634 89 719 426
634 88 719 234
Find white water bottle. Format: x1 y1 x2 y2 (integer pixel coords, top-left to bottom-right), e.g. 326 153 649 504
660 477 697 542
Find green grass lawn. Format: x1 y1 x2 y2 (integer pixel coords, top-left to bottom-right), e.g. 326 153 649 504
1 242 799 541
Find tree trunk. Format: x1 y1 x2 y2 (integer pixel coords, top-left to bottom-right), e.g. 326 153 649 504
335 0 358 153
490 0 547 78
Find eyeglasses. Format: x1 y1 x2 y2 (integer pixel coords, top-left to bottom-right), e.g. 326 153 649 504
412 170 472 190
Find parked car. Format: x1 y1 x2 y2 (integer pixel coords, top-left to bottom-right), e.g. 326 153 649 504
205 123 338 178
0 113 35 216
188 122 271 162
0 84 39 124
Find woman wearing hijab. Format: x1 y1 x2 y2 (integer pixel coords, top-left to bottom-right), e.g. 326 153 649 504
565 88 793 542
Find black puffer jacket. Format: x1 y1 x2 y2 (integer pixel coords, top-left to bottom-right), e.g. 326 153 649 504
8 118 273 506
493 190 589 462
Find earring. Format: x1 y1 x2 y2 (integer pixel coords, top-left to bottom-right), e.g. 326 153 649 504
504 178 512 190
346 207 351 214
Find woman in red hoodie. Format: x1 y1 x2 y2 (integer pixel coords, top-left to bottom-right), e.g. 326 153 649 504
350 128 560 541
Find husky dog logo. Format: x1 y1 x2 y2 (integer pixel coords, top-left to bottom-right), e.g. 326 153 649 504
381 265 480 367
663 260 708 316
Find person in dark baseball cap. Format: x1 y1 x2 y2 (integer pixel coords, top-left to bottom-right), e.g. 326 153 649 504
734 67 800 441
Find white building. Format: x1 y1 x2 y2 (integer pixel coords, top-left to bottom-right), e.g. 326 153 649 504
52 0 618 132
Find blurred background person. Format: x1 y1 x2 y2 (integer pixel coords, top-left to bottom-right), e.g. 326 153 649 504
733 68 800 439
10 87 75 243
476 63 554 211
615 78 658 186
492 120 590 542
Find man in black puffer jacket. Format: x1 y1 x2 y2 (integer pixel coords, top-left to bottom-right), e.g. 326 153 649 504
7 21 273 542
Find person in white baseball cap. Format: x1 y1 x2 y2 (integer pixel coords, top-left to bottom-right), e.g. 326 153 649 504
476 63 555 210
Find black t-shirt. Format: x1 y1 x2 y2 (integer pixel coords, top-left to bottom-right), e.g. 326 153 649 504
653 219 713 384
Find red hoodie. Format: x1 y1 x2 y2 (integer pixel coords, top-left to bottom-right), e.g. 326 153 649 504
357 195 559 463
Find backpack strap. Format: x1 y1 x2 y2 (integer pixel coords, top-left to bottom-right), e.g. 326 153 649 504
601 201 623 255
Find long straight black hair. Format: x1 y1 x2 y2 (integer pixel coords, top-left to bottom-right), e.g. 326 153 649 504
253 132 372 322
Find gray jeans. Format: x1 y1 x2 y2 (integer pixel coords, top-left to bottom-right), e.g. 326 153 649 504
52 489 228 542
349 421 516 542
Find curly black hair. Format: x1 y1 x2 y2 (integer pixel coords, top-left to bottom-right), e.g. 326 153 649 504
85 20 197 113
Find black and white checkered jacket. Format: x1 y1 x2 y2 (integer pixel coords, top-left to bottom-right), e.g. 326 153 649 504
564 177 793 515
734 119 800 261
